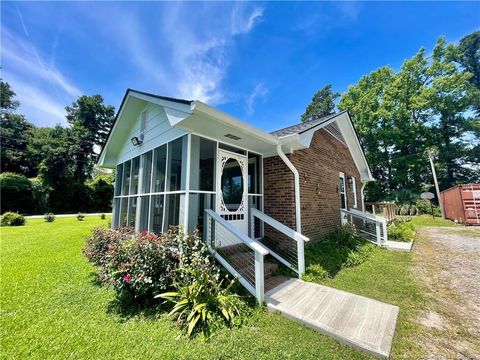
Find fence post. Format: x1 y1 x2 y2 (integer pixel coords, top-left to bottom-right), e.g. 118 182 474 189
297 239 305 277
375 222 382 245
382 219 388 243
254 251 265 304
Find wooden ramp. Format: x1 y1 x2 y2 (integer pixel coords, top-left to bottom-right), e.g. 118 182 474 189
265 279 399 359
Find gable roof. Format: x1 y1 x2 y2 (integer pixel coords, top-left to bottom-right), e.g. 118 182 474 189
271 112 346 137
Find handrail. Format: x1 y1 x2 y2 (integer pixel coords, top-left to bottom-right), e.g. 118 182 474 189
340 208 388 245
251 208 309 243
250 208 309 276
205 209 269 255
204 209 268 303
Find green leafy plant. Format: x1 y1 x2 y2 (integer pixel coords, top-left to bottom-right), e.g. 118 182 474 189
0 212 26 226
100 213 106 220
387 221 415 242
302 264 328 282
44 213 56 222
157 269 244 337
77 213 85 221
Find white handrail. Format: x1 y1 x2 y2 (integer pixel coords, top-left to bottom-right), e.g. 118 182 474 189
251 208 309 243
205 209 269 256
250 208 309 276
204 209 268 303
340 208 388 244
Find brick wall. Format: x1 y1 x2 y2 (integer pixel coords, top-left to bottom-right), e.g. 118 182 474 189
263 128 363 243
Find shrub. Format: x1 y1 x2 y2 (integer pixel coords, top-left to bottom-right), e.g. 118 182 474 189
77 213 85 221
0 212 26 226
344 242 376 268
387 221 415 242
0 172 34 214
44 213 56 222
100 213 106 220
302 264 328 282
157 269 245 337
83 227 216 301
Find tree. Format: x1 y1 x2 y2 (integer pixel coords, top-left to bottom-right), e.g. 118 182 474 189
301 84 340 122
65 95 115 184
0 80 35 176
0 172 34 214
456 31 480 115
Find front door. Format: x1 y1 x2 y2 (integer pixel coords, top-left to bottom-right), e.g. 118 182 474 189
216 149 248 234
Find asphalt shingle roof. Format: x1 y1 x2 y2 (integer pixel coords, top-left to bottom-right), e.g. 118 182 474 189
270 111 346 137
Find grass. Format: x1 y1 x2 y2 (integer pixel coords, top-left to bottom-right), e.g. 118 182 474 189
1 217 370 359
303 237 431 358
406 215 457 228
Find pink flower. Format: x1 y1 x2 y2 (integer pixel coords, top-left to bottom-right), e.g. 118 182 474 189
123 274 132 282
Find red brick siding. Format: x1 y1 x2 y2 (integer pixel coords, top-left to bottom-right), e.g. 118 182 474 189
263 129 362 243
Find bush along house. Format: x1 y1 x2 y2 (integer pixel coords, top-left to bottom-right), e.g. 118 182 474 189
97 89 386 303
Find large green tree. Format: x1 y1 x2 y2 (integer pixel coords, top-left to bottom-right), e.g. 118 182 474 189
301 84 340 122
0 81 36 176
65 95 115 184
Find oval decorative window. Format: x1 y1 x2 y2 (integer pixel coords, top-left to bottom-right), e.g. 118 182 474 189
221 158 244 212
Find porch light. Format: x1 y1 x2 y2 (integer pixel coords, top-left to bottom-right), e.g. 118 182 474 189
131 136 143 146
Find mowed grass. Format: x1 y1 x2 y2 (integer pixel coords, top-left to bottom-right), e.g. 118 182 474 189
1 218 369 360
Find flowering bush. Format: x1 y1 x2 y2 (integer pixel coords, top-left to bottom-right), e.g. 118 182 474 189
44 213 56 222
83 226 219 301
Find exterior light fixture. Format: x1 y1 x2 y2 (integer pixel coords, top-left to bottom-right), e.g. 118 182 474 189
131 136 143 146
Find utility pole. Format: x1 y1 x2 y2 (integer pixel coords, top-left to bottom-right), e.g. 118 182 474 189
427 151 445 219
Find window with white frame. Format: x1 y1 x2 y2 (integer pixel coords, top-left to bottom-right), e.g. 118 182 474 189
339 172 347 209
351 176 358 208
112 135 187 234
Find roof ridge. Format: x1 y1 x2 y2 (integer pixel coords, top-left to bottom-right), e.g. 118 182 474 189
127 88 193 105
270 111 345 137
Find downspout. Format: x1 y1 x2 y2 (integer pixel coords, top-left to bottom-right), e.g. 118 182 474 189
361 181 367 212
276 144 301 233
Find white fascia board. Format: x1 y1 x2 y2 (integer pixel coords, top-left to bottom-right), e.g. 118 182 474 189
128 91 193 125
190 101 278 146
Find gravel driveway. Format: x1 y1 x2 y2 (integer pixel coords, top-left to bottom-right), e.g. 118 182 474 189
413 226 480 359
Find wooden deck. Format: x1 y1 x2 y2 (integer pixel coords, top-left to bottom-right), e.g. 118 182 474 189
265 279 399 359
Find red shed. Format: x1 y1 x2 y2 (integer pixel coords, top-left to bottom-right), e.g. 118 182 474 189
441 184 480 225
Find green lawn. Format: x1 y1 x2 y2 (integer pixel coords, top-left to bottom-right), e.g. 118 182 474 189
406 215 457 228
1 218 369 359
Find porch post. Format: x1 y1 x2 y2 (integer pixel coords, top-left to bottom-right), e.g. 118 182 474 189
254 251 265 304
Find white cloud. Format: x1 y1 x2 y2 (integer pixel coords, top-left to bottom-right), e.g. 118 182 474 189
1 23 81 125
231 4 264 35
246 83 268 115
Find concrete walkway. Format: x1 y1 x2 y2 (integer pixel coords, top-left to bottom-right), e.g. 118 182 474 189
265 279 399 359
385 240 413 252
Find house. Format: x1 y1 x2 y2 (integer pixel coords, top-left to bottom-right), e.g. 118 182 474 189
98 89 380 302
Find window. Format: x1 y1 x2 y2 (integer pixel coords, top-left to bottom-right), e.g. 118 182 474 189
150 195 164 234
164 194 180 230
127 197 137 227
352 176 358 208
120 198 128 226
153 145 167 192
190 135 216 191
187 193 215 234
130 156 140 195
113 198 121 227
167 137 184 191
248 152 261 194
141 151 152 193
122 160 131 195
114 164 123 196
138 196 150 231
339 172 347 209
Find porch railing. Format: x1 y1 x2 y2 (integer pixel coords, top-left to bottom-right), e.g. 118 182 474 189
250 208 309 276
340 208 388 245
204 209 269 303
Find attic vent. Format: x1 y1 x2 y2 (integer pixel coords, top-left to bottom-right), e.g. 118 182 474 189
140 110 147 133
224 133 241 141
324 122 346 145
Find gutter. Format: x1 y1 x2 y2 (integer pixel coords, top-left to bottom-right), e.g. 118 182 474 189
276 143 301 233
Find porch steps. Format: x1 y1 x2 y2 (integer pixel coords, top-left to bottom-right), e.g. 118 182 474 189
265 279 399 359
217 243 290 293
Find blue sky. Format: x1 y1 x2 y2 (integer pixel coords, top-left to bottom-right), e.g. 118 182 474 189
2 1 479 132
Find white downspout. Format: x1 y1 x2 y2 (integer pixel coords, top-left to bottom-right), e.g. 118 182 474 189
276 144 301 233
361 181 367 212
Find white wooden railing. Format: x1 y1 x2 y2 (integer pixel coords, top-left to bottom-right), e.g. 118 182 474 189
204 209 269 303
250 208 309 276
340 208 388 245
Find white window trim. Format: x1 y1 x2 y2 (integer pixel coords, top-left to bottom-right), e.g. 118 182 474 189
339 172 347 210
352 176 358 208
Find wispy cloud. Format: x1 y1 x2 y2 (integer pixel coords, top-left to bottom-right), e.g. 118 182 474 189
2 15 81 125
246 82 268 115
